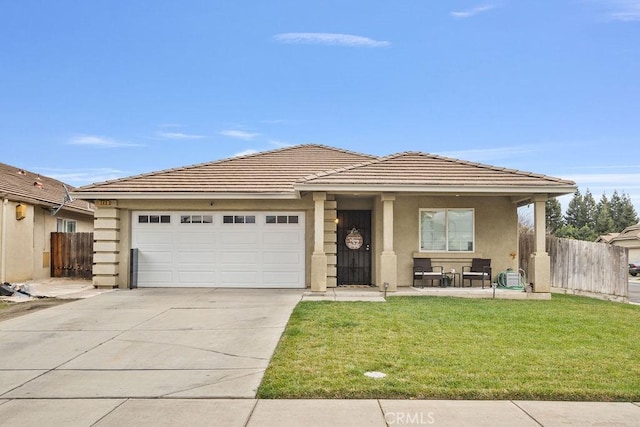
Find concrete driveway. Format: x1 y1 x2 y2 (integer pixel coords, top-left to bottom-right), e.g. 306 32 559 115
0 288 302 400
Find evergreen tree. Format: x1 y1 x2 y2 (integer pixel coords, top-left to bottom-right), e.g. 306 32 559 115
594 194 615 235
609 190 622 231
545 198 563 234
575 225 597 242
610 190 639 232
582 189 597 226
564 189 584 228
556 187 637 241
617 192 639 231
555 225 577 239
564 189 597 229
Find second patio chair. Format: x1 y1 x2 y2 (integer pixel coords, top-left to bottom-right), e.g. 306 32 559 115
462 258 492 289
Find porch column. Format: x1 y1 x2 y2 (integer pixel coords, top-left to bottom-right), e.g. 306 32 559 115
380 193 397 291
529 194 551 292
311 192 328 292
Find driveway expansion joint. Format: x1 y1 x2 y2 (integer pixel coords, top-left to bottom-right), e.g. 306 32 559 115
511 400 544 426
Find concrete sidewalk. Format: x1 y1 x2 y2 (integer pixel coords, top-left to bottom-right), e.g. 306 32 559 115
0 398 638 426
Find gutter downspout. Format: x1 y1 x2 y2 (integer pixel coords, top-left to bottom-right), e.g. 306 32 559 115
1 198 8 283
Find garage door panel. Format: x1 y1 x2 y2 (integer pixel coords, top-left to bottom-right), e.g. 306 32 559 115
139 270 174 286
219 251 260 264
178 271 215 285
263 251 302 265
177 251 215 264
219 271 259 285
176 231 216 245
132 211 304 288
175 262 216 272
263 231 303 246
219 231 260 245
262 271 302 286
135 231 173 245
139 251 173 264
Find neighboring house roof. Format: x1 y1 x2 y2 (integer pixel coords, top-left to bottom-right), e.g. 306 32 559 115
596 233 620 244
73 144 576 200
609 224 640 244
0 162 94 215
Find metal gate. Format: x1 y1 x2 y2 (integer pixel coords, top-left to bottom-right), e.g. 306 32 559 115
337 210 372 285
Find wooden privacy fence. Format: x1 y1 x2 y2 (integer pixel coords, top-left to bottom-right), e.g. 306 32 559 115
51 232 93 279
519 234 628 299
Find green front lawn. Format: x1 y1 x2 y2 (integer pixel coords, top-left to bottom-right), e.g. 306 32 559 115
258 295 640 400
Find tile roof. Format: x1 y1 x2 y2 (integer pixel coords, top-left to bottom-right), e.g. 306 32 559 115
75 145 376 195
596 233 620 244
610 224 640 243
298 152 576 190
0 162 94 215
74 145 576 198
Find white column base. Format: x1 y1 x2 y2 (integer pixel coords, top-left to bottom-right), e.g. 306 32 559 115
311 252 328 292
379 251 397 292
529 252 551 293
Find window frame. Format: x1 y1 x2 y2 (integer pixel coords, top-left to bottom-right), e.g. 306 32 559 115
180 214 213 224
222 215 256 224
56 218 77 233
418 208 475 253
265 215 299 225
137 214 171 224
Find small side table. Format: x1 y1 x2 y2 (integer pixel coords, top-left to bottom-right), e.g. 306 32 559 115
442 272 461 287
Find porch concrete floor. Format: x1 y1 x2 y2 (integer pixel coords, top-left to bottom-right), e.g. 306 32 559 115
302 286 550 301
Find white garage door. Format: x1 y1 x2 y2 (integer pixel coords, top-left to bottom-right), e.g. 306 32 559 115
131 212 305 288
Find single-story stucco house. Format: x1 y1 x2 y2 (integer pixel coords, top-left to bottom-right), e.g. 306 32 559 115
73 144 576 293
607 224 640 262
595 233 620 244
0 162 94 283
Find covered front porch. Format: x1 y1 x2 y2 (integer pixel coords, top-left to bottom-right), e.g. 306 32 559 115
308 191 553 295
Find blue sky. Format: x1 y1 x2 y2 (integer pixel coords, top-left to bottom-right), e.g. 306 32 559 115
1 1 639 210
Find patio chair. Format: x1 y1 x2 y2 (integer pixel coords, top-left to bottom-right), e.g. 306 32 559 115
413 258 444 288
462 258 492 289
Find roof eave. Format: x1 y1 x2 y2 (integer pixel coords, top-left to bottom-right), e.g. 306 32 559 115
293 183 577 196
70 191 301 200
1 193 94 215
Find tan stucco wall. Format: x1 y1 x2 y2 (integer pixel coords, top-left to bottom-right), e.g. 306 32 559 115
392 195 519 287
92 194 520 290
0 199 93 283
1 201 34 282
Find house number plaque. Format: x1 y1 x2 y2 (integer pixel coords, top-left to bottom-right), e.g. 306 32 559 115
345 228 363 250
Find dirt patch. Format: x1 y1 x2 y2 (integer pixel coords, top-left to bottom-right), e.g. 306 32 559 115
0 298 75 322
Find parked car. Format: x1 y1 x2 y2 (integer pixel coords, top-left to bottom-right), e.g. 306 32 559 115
630 262 640 276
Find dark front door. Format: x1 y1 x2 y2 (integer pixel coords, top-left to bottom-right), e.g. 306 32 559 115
337 210 372 285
